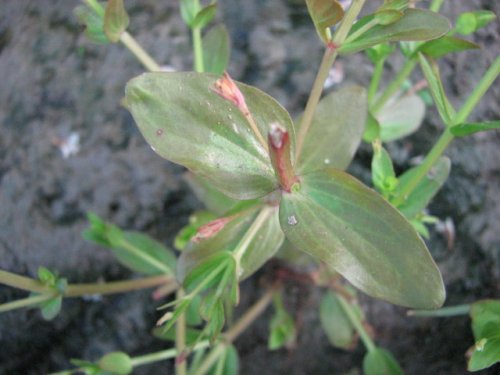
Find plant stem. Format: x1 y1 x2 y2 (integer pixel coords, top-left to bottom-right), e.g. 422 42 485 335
129 341 210 368
337 295 376 353
368 58 386 102
453 56 500 125
392 128 453 207
176 289 187 375
192 27 205 73
392 57 500 207
0 269 173 297
408 304 470 317
430 0 445 12
232 206 274 276
0 293 55 313
295 0 366 163
0 270 49 293
193 286 277 375
64 275 174 297
119 32 162 72
371 57 417 114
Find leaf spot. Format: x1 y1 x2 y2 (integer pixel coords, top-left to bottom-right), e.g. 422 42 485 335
156 129 164 136
324 158 331 165
287 215 298 226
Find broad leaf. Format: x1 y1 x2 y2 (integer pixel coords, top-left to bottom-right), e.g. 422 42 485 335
396 157 451 219
178 206 284 282
418 53 455 126
279 168 445 308
455 11 496 36
468 322 500 372
98 352 133 375
377 94 425 142
268 293 296 350
180 0 198 27
125 72 295 200
363 112 381 142
371 142 398 197
471 300 500 339
305 0 344 43
104 0 129 42
340 9 450 54
83 213 176 275
191 4 217 30
416 36 479 59
207 345 239 375
40 295 63 321
203 25 230 75
320 291 359 349
297 86 367 173
184 173 239 215
74 3 109 44
363 348 404 375
450 121 500 137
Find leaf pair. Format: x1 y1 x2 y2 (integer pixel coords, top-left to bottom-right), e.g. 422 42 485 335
126 72 445 309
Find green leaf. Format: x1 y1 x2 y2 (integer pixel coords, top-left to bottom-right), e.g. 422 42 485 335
180 0 198 27
468 322 500 372
192 4 217 30
203 25 230 75
268 293 296 350
297 86 367 173
183 251 233 293
125 72 295 200
83 213 176 275
363 348 404 375
98 352 133 375
376 94 425 141
418 53 455 126
371 142 398 197
104 0 129 42
365 43 395 64
416 36 480 59
450 121 500 137
208 345 239 375
74 3 109 44
40 295 63 321
175 211 218 251
279 168 445 309
305 0 344 43
378 0 408 12
375 10 404 26
38 267 57 285
455 11 496 36
153 326 203 344
178 206 284 282
320 291 358 349
470 300 500 339
340 9 450 54
396 157 451 219
184 173 239 215
363 112 381 142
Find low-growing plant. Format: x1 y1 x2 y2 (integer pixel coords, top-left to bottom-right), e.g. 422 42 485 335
1 0 499 374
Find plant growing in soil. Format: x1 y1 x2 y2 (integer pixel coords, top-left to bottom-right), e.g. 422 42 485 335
1 0 499 374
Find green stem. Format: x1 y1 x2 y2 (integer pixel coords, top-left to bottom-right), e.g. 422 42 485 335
368 58 386 102
371 57 418 114
337 295 376 353
343 18 378 45
453 56 500 125
176 289 187 375
192 27 205 73
0 293 55 313
392 128 453 207
132 341 210 368
119 32 162 72
0 270 49 293
408 304 470 317
233 206 274 275
0 269 173 297
193 286 276 375
392 57 500 207
430 0 445 12
295 0 366 163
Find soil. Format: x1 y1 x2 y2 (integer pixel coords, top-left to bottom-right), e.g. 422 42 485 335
0 1 499 374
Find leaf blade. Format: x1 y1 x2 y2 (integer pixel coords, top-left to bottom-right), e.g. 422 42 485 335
279 168 445 309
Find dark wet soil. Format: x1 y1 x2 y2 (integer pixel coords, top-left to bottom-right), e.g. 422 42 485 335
0 1 499 374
